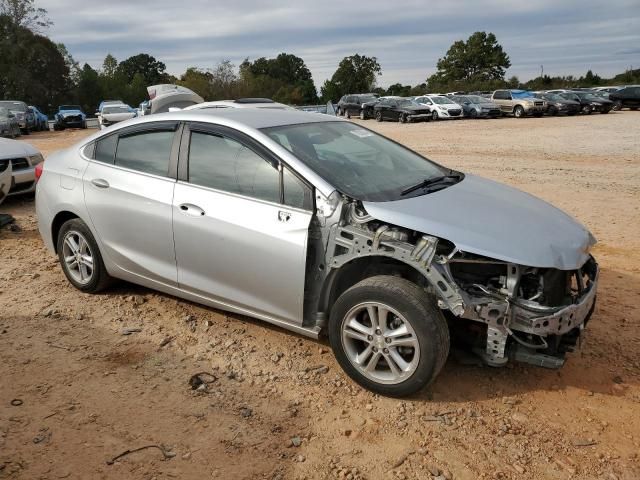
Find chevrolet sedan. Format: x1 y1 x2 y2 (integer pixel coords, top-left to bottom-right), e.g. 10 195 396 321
36 109 598 397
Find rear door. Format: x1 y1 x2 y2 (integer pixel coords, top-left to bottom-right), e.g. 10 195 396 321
83 122 180 284
172 123 314 324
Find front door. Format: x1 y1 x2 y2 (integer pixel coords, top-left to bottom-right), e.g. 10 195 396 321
172 124 313 324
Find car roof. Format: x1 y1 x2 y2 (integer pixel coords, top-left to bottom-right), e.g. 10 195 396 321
185 100 293 110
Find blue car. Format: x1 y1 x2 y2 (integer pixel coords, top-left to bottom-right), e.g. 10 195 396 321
53 105 87 130
29 106 49 131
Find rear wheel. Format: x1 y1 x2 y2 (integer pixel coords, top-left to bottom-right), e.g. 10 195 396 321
582 105 592 115
375 111 383 122
56 218 113 293
328 276 450 397
431 110 439 121
399 113 407 123
345 109 351 119
513 105 525 118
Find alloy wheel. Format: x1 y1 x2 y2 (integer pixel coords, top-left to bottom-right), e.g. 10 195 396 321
341 302 420 385
61 230 94 285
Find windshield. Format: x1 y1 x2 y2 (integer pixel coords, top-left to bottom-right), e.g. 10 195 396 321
512 91 535 99
542 93 563 101
397 99 418 107
103 106 131 114
60 105 81 111
0 101 26 112
262 121 447 202
430 96 451 105
576 93 600 101
466 95 487 103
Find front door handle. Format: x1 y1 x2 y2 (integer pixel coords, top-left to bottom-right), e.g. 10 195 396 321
91 178 109 188
179 203 205 216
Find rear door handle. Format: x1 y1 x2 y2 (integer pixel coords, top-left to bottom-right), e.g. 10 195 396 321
91 178 109 188
179 203 205 216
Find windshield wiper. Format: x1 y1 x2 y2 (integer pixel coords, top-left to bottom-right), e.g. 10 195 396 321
400 173 462 196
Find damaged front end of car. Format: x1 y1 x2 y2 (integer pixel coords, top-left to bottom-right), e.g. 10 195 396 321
316 199 598 370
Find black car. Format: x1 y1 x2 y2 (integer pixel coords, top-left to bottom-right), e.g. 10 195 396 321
608 86 640 110
559 92 613 114
373 98 431 123
337 94 379 119
533 93 580 116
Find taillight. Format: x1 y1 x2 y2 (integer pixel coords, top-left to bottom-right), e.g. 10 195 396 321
34 161 44 182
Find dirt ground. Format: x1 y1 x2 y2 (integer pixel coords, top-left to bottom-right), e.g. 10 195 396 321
1 113 639 480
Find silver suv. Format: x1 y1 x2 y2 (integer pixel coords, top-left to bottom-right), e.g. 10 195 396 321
36 109 598 397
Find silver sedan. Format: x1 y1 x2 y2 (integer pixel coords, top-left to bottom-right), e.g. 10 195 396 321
36 109 598 397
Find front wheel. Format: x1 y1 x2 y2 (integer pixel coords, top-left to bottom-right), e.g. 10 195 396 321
431 110 439 121
513 105 525 118
582 105 592 115
328 276 450 397
375 111 383 122
399 113 407 123
612 100 622 111
469 109 478 119
359 109 365 120
57 218 113 293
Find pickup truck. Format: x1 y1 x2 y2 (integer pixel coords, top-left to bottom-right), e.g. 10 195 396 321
491 90 546 118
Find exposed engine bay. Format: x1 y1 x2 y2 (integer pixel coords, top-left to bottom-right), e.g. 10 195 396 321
315 200 598 369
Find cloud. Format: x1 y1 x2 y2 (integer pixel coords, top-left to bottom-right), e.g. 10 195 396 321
38 0 640 87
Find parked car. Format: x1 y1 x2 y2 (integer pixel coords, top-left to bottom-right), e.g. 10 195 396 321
491 90 545 118
97 104 137 128
0 137 44 196
414 95 463 120
337 94 380 119
532 93 580 116
551 91 613 114
608 86 640 110
0 157 10 205
180 98 294 112
374 97 431 122
0 100 35 134
0 107 21 138
296 102 337 116
98 100 125 112
53 105 87 130
29 106 49 131
448 95 501 118
36 109 598 397
143 84 204 114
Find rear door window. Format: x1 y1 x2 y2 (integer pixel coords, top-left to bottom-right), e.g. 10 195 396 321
115 130 174 176
94 135 117 164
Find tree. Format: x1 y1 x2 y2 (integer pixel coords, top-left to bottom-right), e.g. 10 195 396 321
57 43 80 88
117 53 167 86
427 32 511 92
77 63 102 113
102 54 118 78
0 14 69 112
386 83 411 96
320 54 382 102
0 0 51 32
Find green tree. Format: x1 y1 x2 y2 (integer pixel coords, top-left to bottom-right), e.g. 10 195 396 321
77 63 102 113
0 0 51 31
320 54 382 102
102 53 118 78
386 83 411 96
427 32 511 92
117 53 167 86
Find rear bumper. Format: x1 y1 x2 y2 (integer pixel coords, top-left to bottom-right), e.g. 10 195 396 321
8 165 36 195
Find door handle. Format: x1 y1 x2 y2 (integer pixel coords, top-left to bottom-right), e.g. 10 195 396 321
91 178 109 188
179 203 205 216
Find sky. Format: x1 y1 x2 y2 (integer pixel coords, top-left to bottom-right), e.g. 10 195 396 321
38 0 640 88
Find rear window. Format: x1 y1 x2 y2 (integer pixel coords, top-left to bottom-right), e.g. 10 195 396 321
115 130 174 176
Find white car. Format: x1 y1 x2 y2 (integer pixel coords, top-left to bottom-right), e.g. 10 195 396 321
414 95 464 120
179 98 294 112
0 137 44 196
98 104 137 128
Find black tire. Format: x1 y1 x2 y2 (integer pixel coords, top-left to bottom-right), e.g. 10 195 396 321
612 100 622 111
375 111 383 122
601 109 610 114
345 109 351 119
513 105 525 118
469 109 478 119
359 109 365 120
431 110 439 121
581 105 592 115
56 218 113 293
549 107 558 116
399 113 407 123
82 121 87 129
22 127 30 135
328 275 450 397
337 108 343 117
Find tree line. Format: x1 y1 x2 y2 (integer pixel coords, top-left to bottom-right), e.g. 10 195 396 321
2 1 638 116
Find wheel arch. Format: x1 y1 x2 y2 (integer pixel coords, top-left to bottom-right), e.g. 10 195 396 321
51 210 80 253
317 255 430 319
